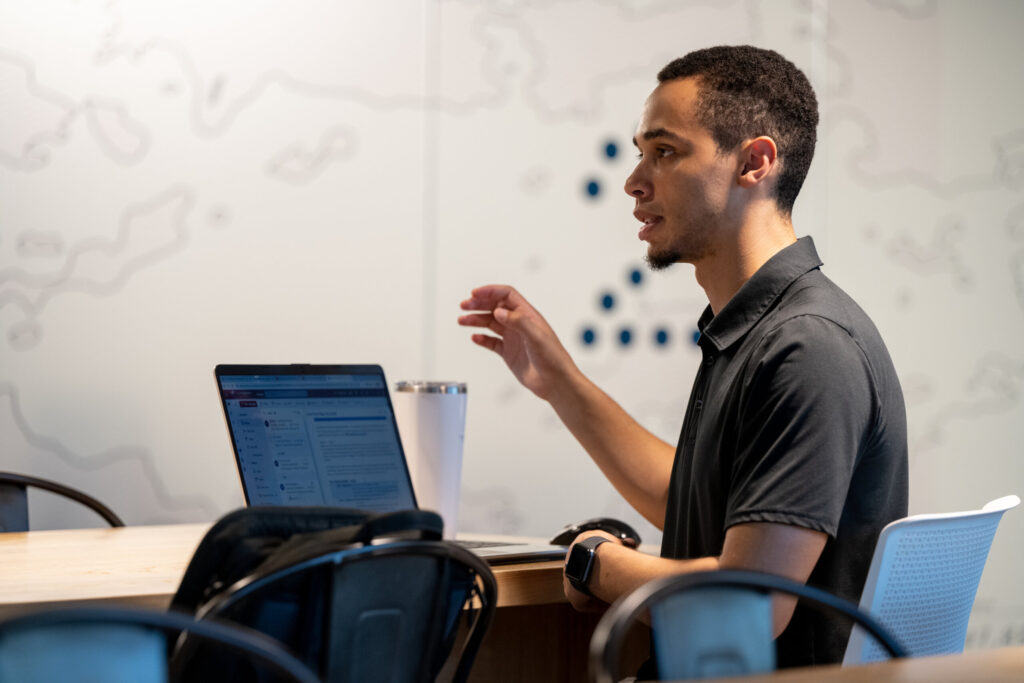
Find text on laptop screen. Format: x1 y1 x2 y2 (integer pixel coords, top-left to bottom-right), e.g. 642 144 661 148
219 372 416 511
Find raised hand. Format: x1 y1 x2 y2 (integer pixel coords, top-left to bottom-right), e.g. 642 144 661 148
457 285 578 401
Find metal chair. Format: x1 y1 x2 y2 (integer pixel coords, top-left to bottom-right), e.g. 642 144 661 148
589 569 905 683
0 471 124 532
843 494 1020 664
170 508 497 683
0 605 319 683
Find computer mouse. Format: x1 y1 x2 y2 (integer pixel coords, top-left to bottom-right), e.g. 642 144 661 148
549 517 642 548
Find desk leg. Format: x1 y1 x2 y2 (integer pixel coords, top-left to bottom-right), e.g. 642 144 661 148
467 603 649 683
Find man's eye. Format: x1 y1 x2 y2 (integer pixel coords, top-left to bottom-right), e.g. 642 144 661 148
636 148 672 160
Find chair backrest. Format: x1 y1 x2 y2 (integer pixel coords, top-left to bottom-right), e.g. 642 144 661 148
843 494 1020 664
0 605 319 683
589 569 905 683
171 507 496 683
0 471 125 532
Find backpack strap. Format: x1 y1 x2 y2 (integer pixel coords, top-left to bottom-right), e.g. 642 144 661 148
237 509 445 581
172 506 373 612
350 509 444 544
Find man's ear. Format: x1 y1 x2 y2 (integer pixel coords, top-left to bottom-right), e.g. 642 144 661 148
737 136 778 188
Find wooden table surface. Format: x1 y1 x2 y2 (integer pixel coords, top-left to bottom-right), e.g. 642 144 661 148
711 644 1024 683
0 523 570 615
0 523 209 614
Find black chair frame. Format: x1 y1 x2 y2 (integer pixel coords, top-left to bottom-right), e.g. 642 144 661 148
590 569 908 683
188 539 497 683
0 605 319 683
0 472 124 532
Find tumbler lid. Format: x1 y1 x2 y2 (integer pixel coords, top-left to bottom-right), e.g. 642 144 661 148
394 381 467 394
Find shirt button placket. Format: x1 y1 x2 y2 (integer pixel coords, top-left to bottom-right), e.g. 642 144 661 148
687 357 713 445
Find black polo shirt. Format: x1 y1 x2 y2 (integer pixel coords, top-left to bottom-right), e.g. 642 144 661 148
661 236 908 668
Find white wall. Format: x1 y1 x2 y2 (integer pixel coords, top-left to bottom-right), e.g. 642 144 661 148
2 0 1021 649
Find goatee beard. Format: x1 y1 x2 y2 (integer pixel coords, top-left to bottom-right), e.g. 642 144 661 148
645 248 680 271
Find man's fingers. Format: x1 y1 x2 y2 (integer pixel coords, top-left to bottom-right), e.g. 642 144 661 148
460 284 552 349
458 313 507 336
493 305 543 341
469 284 514 302
460 285 521 312
457 313 494 328
470 333 504 355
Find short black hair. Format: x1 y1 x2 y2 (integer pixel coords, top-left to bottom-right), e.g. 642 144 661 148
658 46 818 215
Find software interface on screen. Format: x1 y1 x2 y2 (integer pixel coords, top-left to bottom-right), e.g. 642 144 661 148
219 372 415 511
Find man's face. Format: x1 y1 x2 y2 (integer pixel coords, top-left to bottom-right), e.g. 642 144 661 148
624 77 740 269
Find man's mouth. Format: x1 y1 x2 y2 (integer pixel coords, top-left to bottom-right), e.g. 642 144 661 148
635 210 662 241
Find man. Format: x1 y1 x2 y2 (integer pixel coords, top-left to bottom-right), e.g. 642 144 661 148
458 45 907 668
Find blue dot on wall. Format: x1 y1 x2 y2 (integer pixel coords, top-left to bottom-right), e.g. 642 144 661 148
629 268 643 287
619 327 633 346
581 327 597 346
655 328 670 346
691 329 702 346
600 292 616 311
585 178 601 198
604 140 618 160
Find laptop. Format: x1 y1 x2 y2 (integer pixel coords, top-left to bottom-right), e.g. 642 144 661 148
215 363 567 564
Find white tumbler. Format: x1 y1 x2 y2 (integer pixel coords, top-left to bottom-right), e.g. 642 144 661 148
392 381 467 539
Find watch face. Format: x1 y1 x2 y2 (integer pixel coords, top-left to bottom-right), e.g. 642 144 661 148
565 543 593 586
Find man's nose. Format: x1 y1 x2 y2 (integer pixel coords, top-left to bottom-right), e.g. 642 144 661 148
624 164 650 200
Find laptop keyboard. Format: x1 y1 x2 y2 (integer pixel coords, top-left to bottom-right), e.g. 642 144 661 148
453 540 513 550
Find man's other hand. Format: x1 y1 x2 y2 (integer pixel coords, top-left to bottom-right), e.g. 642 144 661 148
458 285 578 401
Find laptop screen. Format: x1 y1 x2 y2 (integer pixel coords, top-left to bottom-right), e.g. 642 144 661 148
216 364 417 512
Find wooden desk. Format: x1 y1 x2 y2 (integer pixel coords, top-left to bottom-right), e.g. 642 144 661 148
0 524 209 615
0 524 636 682
711 645 1024 683
0 524 573 614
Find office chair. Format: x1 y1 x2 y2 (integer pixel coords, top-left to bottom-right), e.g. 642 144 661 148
0 605 319 683
171 507 497 683
843 494 1020 664
0 471 125 532
589 569 906 683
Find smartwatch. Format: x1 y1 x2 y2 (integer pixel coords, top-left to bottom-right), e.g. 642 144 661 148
564 536 612 596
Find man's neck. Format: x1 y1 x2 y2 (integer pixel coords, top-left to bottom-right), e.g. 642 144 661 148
694 210 797 315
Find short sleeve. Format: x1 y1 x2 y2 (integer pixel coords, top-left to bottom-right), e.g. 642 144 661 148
724 315 876 537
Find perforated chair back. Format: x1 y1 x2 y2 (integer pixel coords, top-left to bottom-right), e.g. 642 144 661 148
843 494 1020 665
590 569 905 683
0 471 124 532
0 606 319 683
